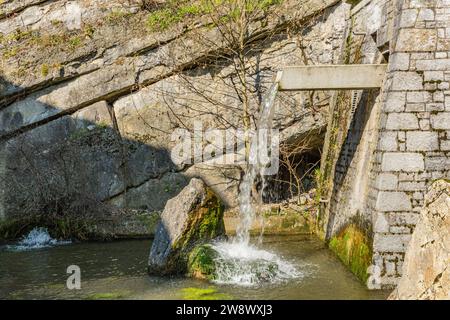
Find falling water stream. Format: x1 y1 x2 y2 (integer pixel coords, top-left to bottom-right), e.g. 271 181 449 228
210 79 301 286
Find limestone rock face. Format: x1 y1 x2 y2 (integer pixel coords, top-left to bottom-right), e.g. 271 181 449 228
148 178 225 275
389 180 450 300
0 0 348 238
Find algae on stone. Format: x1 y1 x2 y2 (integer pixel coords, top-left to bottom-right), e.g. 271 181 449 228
329 224 372 283
187 244 218 280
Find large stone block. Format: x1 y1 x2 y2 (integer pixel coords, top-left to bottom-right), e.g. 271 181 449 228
425 157 449 171
373 234 412 252
382 152 425 172
376 173 399 190
376 191 412 212
385 113 419 130
389 53 410 71
391 72 423 91
396 29 437 52
379 132 398 151
406 131 439 151
384 92 406 112
430 112 450 129
416 59 450 71
148 178 225 275
399 9 418 28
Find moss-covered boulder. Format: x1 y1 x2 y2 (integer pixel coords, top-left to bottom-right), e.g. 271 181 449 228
148 178 225 275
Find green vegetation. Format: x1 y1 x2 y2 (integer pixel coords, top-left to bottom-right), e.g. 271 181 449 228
181 287 232 300
86 291 130 300
146 0 283 31
346 0 363 7
137 212 160 232
187 244 218 280
106 10 133 24
329 224 372 283
68 36 82 49
41 64 49 77
2 47 18 59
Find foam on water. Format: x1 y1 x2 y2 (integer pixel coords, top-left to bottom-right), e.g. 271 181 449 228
211 241 301 286
6 227 71 251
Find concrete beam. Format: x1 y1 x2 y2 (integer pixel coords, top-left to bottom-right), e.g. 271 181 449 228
278 64 387 91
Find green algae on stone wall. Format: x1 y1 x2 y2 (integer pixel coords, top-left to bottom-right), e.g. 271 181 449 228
328 224 372 283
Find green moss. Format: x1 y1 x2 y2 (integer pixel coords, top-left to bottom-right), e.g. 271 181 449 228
146 0 283 31
137 212 160 232
67 36 82 50
199 196 224 238
174 189 225 251
181 287 232 300
106 10 133 24
41 64 49 77
146 8 183 31
85 291 130 300
346 0 363 7
187 244 218 280
328 224 372 283
2 47 18 59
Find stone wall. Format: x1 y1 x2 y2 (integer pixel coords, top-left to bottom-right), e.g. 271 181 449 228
370 0 450 289
320 0 450 289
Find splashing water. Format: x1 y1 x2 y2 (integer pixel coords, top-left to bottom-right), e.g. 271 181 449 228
211 241 301 286
212 76 302 285
6 227 71 251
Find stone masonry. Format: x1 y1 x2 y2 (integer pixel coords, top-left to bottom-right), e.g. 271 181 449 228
322 0 450 289
370 0 450 289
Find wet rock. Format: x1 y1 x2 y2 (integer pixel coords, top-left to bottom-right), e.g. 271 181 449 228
187 244 219 280
389 180 450 300
148 178 225 275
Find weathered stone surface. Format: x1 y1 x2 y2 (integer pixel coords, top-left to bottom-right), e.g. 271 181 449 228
430 112 450 129
385 113 419 130
391 72 423 91
381 152 424 172
376 191 412 212
389 180 450 300
396 29 437 52
148 178 225 275
406 131 439 151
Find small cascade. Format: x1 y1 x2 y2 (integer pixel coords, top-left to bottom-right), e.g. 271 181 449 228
212 74 302 285
235 81 279 245
5 227 71 251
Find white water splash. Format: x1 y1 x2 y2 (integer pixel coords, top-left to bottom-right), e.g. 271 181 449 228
6 227 71 251
212 78 302 285
211 242 301 286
